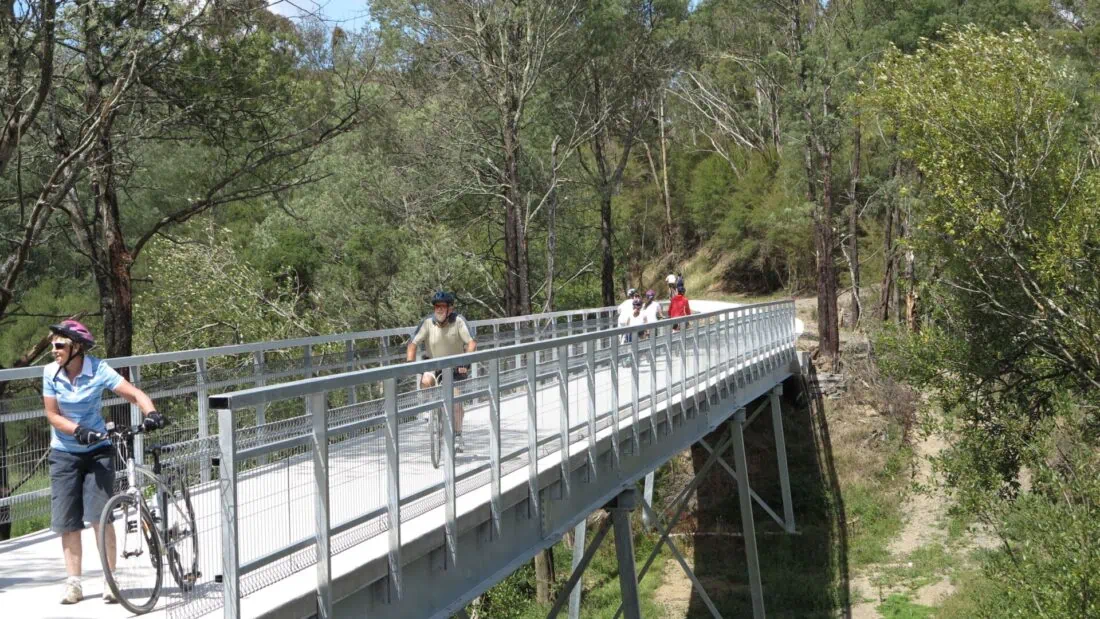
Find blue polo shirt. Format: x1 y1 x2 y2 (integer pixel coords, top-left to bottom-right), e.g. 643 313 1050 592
43 356 123 453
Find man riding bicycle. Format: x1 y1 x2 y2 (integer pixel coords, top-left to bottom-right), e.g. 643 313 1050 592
41 320 164 605
406 291 477 453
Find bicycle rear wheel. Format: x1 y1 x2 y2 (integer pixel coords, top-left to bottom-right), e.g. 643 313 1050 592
430 408 442 469
100 493 164 614
160 476 200 593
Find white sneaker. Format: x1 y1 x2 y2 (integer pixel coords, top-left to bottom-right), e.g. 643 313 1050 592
60 579 82 605
103 579 117 603
455 434 466 454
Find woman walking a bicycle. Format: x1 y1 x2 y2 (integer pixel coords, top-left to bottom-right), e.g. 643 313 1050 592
42 320 164 606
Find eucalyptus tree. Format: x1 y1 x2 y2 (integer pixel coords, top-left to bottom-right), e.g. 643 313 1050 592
52 0 369 357
373 0 582 317
565 0 688 306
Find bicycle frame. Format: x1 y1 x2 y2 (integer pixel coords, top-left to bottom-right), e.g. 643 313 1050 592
110 427 185 547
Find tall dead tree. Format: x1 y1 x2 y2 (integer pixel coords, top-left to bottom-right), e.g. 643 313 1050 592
846 118 862 328
789 0 840 363
396 1 580 317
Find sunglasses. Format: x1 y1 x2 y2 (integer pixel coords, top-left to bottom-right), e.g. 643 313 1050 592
52 342 70 350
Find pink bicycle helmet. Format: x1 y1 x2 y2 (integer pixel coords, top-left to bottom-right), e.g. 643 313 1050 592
49 319 96 350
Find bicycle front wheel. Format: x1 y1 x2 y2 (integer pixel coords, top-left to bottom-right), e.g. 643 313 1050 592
430 408 442 469
100 493 164 614
162 478 199 593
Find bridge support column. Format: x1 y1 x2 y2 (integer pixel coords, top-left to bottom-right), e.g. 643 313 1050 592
609 489 642 619
567 519 586 619
731 409 765 619
641 471 655 531
770 385 796 533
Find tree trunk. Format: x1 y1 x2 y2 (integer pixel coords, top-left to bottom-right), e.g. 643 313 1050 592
846 119 861 328
814 150 840 364
903 205 918 332
502 112 524 317
535 546 556 604
658 93 674 254
878 200 894 322
600 190 615 307
545 138 559 311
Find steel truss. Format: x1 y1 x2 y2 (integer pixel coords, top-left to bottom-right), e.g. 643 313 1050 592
557 384 794 619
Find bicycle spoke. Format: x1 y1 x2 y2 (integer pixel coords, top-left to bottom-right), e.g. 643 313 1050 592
102 494 163 613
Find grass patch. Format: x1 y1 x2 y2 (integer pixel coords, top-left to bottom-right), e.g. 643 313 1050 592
877 593 936 619
844 482 905 567
873 543 958 591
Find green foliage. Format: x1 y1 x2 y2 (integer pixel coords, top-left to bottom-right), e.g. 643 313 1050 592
869 26 1100 617
135 233 317 353
877 594 936 619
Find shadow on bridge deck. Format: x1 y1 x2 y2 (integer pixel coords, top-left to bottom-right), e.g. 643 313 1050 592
683 365 850 618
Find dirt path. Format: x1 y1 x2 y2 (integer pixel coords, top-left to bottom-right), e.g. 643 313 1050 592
851 432 954 617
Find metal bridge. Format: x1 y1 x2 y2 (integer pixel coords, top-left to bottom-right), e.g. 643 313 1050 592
0 300 803 619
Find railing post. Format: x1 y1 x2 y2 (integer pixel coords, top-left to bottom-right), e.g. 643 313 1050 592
526 351 541 529
303 346 314 419
557 344 571 500
216 406 240 619
345 340 357 405
609 334 621 469
751 308 762 381
442 369 458 566
664 323 678 425
584 339 597 481
677 322 689 416
514 320 523 373
197 357 210 483
688 320 699 414
383 378 402 600
649 325 661 438
310 391 332 619
129 365 143 466
629 336 641 453
252 352 267 465
489 358 503 537
690 318 699 411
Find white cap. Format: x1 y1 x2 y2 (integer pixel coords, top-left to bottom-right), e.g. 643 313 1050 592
666 274 677 285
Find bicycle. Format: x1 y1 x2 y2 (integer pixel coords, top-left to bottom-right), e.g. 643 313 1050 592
419 363 469 470
92 421 200 614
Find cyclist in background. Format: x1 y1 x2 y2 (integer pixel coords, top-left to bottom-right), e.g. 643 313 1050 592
642 289 662 324
665 274 678 300
669 278 692 331
406 291 477 453
617 287 640 322
618 298 649 342
42 320 164 605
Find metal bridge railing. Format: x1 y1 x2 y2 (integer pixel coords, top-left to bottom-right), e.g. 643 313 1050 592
0 307 616 535
201 300 797 619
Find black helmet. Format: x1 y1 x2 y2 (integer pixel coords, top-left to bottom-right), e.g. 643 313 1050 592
430 290 456 306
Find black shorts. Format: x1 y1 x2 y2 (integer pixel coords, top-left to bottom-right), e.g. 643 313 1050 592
433 367 470 383
49 446 114 533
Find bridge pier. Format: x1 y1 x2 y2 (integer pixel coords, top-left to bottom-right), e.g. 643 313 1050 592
608 490 642 619
551 489 641 619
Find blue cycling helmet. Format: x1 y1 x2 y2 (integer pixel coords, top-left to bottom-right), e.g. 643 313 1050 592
431 290 456 306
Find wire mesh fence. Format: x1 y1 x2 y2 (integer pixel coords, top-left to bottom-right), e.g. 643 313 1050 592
188 301 796 619
0 308 616 539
